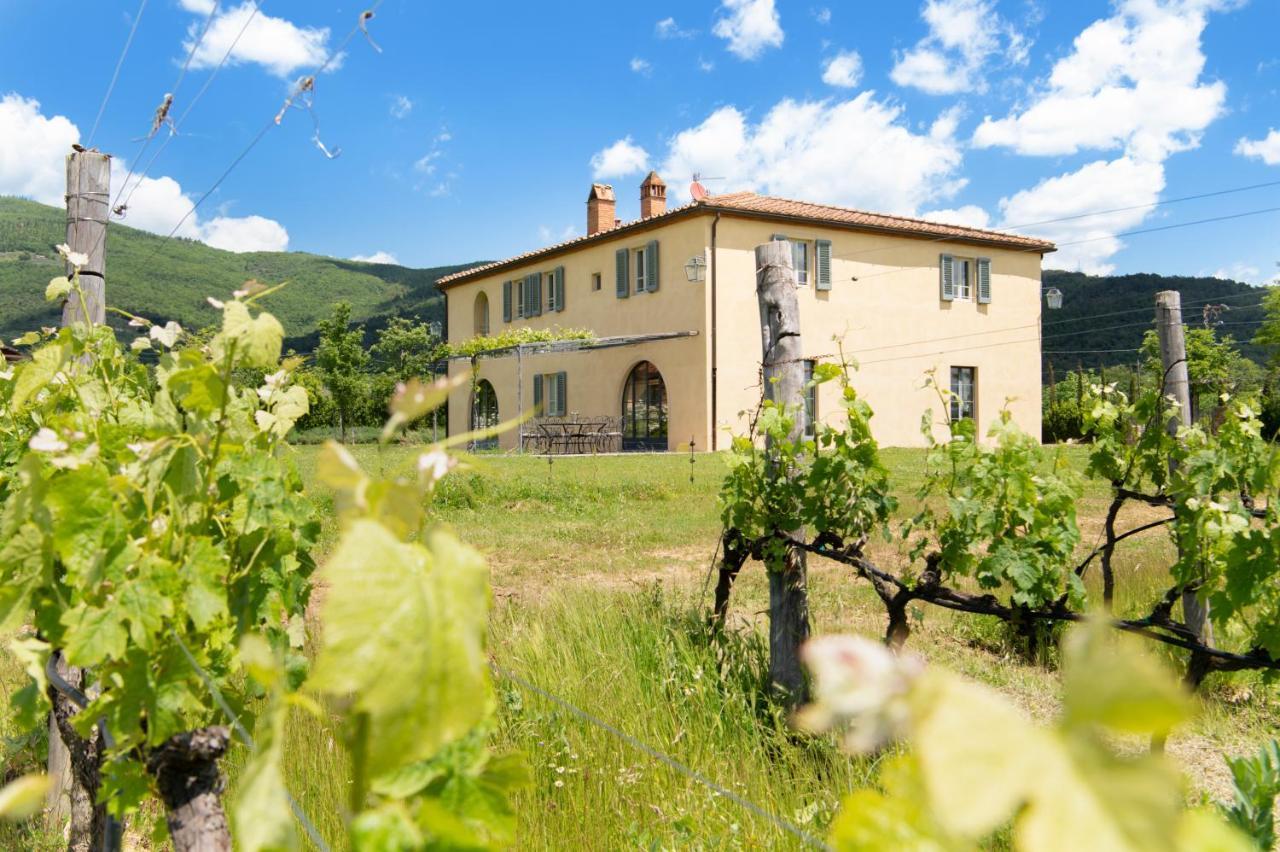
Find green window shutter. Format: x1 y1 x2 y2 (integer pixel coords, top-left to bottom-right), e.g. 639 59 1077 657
940 254 955 302
977 257 992 304
815 240 832 291
615 248 629 298
534 272 544 316
533 373 543 414
555 265 566 312
502 280 512 322
645 240 659 292
556 371 567 416
547 270 557 312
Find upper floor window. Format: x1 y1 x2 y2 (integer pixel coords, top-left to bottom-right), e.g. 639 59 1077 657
940 255 991 304
634 248 646 294
772 235 809 285
473 291 490 336
592 272 602 291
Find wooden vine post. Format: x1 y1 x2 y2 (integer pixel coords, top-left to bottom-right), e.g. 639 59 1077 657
1155 290 1213 652
755 240 811 705
49 146 112 848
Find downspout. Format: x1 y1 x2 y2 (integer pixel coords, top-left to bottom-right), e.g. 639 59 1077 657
710 212 721 451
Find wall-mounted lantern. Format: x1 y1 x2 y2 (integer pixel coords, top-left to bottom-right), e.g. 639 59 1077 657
1044 287 1063 310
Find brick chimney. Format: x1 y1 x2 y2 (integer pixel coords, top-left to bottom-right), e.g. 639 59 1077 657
587 184 616 236
640 171 667 219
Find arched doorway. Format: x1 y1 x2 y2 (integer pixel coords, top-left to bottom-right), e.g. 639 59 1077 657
473 292 490 336
621 361 668 451
471 379 499 450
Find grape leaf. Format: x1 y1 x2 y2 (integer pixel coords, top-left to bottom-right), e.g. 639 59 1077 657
309 520 491 778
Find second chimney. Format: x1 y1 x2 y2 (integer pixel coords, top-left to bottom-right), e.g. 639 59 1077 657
640 171 667 219
587 184 616 236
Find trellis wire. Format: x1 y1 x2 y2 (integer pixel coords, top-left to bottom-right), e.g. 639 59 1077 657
492 663 833 850
171 632 331 852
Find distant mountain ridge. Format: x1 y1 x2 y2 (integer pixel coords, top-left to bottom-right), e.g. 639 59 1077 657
0 196 484 346
2 196 1266 371
1042 268 1266 372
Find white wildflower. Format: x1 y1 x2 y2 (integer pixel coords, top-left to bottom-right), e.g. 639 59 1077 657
417 449 456 487
795 635 923 754
56 243 89 269
150 321 183 349
29 428 67 453
257 369 288 402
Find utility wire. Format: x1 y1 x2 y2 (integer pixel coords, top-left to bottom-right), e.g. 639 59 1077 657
492 664 832 851
111 0 223 224
832 177 1280 264
87 0 151 147
171 632 331 852
113 0 263 223
142 1 384 261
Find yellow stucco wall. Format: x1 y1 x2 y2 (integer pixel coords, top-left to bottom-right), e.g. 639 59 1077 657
444 210 1046 450
712 217 1044 447
445 218 712 451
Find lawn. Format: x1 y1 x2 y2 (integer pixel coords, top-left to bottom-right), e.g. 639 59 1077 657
5 445 1277 849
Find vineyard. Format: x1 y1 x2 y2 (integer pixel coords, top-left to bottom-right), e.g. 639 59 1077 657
3 252 1280 847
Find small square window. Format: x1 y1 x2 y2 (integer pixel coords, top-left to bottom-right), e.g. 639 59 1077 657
592 272 602 291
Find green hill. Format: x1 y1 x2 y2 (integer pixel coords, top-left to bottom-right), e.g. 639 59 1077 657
1042 269 1267 374
0 196 481 346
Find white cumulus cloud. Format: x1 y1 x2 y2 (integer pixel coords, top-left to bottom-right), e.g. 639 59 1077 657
1236 129 1280 165
972 0 1227 159
591 137 651 179
0 93 78 205
630 57 652 76
351 251 400 264
0 93 290 254
891 0 1027 95
977 0 1237 274
999 156 1166 275
821 51 863 88
658 94 965 215
921 205 991 230
713 0 784 60
184 2 334 78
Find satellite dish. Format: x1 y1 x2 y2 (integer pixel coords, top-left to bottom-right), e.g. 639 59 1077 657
690 180 708 201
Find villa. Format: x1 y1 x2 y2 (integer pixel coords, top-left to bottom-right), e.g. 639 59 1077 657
439 173 1055 451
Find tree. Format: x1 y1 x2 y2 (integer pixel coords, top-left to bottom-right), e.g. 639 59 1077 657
315 301 369 442
371 317 444 438
1141 327 1259 425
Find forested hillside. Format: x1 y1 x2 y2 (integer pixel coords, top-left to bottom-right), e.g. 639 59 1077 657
1043 268 1267 371
0 196 480 346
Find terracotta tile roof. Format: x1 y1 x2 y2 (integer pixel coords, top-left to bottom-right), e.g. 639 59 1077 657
437 192 1054 287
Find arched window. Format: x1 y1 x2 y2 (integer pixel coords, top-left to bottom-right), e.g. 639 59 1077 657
471 379 499 450
620 361 668 452
473 292 490 336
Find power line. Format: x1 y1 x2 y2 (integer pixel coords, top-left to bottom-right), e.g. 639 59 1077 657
493 664 832 850
833 177 1280 264
87 0 151 147
111 0 224 223
113 0 264 221
142 1 384 259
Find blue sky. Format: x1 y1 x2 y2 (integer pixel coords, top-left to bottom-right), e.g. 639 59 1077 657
1 0 1277 281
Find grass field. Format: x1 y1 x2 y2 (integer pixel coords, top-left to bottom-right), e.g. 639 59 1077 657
5 445 1277 849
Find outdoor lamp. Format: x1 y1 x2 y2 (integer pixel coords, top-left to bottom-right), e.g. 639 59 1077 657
1045 287 1063 310
684 254 707 282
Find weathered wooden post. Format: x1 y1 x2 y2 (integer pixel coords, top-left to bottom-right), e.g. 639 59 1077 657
48 147 113 847
1155 290 1212 654
755 240 810 705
